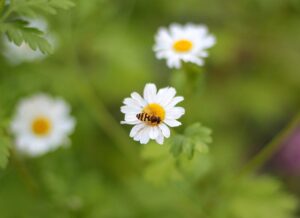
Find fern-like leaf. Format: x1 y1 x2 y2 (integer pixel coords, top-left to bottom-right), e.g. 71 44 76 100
2 20 52 54
170 123 212 159
13 0 75 16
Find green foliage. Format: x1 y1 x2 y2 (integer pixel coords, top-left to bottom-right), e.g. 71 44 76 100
170 123 211 159
11 0 75 17
0 0 299 217
0 134 11 169
193 173 298 218
228 177 297 218
142 143 211 185
142 123 212 185
0 0 4 15
2 20 52 53
0 0 74 54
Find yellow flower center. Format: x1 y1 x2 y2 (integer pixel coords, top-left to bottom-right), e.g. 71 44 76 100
32 117 52 136
173 39 193 52
143 103 165 126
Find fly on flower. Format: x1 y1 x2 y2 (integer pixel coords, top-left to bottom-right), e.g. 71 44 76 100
153 23 216 69
10 94 76 156
121 83 185 144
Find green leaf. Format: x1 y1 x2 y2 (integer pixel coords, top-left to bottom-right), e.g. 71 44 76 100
169 135 184 157
13 0 75 17
0 137 10 169
49 0 75 10
170 123 212 159
142 142 211 185
141 123 213 184
3 20 52 54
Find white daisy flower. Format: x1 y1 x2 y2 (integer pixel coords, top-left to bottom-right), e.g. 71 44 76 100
121 83 185 145
11 94 76 157
2 18 55 65
153 23 216 69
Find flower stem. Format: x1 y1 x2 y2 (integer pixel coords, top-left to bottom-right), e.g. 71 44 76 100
182 63 205 97
0 0 5 15
239 111 300 176
10 149 39 196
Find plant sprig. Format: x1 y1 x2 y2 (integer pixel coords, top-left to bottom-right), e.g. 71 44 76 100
2 19 52 53
170 122 212 159
0 0 75 54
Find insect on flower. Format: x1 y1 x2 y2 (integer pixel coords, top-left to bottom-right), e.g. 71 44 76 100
121 83 185 144
136 113 161 125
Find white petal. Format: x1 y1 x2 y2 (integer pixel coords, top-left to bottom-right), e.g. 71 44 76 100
143 83 157 103
133 129 143 141
124 114 138 122
167 57 181 69
170 23 184 36
183 56 204 66
130 123 146 137
140 127 151 144
165 96 184 109
154 28 173 47
155 133 164 145
155 88 168 104
201 35 216 48
158 87 176 106
121 105 141 115
197 51 208 57
166 107 185 120
47 99 70 119
164 119 182 127
149 126 159 139
123 98 142 109
57 117 76 134
131 92 147 107
121 120 141 125
159 123 170 138
25 141 50 156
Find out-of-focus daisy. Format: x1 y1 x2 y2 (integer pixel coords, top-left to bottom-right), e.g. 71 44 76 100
11 94 76 157
2 18 55 65
121 83 185 144
153 23 216 69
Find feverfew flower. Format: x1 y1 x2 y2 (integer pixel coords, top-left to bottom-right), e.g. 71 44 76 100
121 83 185 144
2 18 54 65
11 94 76 156
153 23 216 69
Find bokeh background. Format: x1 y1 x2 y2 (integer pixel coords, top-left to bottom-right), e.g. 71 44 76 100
0 0 300 217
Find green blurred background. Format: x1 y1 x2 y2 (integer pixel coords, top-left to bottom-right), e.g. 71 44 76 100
0 0 300 217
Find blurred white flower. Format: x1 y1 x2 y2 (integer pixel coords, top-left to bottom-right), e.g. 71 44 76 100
153 23 216 69
121 83 185 144
11 94 76 157
2 18 55 65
